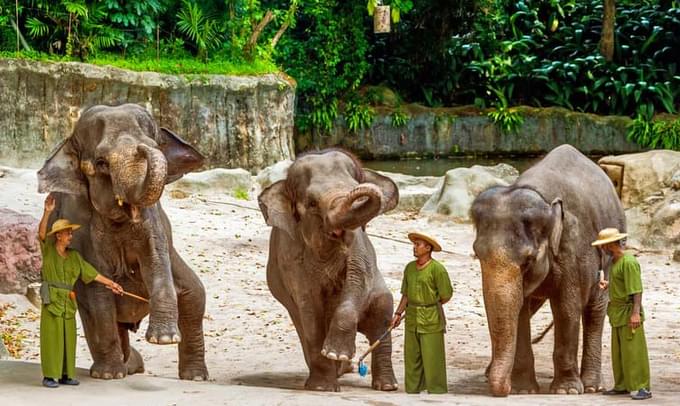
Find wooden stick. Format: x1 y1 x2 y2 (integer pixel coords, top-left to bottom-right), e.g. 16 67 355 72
358 326 394 363
122 290 149 303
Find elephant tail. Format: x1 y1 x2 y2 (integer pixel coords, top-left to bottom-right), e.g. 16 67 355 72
531 321 554 344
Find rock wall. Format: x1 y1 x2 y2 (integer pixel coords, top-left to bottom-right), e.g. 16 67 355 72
0 58 295 171
299 106 643 158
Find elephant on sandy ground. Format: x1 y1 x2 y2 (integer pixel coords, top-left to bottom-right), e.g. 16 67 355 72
37 103 208 380
258 149 399 392
471 144 625 396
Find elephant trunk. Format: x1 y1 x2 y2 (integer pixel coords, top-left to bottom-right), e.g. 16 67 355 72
134 144 168 207
481 254 523 397
326 183 382 230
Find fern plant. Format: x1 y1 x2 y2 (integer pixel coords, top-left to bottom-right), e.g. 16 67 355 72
176 0 222 61
345 98 375 133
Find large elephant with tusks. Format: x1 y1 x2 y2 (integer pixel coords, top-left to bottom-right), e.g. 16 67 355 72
37 104 208 380
258 149 399 391
471 144 625 396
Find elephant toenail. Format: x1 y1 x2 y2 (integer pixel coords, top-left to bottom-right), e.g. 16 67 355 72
326 352 338 360
338 354 349 362
148 336 158 344
568 388 579 394
172 334 181 343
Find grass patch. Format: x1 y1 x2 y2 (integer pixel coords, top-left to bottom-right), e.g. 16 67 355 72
0 51 279 76
232 187 249 201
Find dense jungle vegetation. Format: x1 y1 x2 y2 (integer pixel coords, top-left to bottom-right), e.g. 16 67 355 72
1 1 679 149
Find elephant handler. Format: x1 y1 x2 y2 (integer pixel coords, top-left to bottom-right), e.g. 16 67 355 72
593 228 652 400
38 193 124 388
391 232 453 394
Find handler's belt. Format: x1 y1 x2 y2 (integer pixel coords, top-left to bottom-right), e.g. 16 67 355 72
408 302 439 308
40 280 75 305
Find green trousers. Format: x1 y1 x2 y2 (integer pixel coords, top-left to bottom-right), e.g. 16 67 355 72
611 324 651 392
40 308 77 380
404 329 447 394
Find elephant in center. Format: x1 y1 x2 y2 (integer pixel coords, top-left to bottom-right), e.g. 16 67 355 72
471 144 625 396
258 149 399 392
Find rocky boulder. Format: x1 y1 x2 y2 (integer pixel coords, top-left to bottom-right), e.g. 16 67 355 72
378 171 440 212
625 189 680 249
420 163 519 222
0 209 41 294
166 168 253 198
255 159 293 190
599 150 680 208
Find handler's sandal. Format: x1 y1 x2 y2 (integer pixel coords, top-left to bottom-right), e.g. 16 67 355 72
42 378 59 388
602 388 628 395
631 388 652 400
58 377 80 386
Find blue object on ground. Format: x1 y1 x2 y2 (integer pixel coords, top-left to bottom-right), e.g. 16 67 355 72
358 361 368 377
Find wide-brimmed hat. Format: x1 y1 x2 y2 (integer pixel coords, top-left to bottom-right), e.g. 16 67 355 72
47 219 81 236
591 227 628 246
407 232 442 252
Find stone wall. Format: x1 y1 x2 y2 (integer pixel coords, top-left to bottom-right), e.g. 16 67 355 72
0 58 295 171
298 106 643 158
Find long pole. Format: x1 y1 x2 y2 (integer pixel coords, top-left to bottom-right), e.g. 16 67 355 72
15 0 19 53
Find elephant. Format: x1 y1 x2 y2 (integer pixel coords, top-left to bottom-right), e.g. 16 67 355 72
37 103 208 381
258 149 399 392
470 144 625 396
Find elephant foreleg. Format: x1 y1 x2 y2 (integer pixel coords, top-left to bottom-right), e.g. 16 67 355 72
510 301 539 394
171 249 208 380
549 295 584 394
78 282 126 379
357 289 397 391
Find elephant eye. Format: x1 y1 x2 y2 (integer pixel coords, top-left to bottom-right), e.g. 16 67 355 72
308 200 317 208
95 158 109 173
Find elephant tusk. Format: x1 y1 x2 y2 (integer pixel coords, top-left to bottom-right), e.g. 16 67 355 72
117 198 124 206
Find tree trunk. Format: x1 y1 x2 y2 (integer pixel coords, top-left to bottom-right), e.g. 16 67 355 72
600 0 616 61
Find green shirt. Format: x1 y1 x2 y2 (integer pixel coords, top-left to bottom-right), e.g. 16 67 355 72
607 253 645 328
400 259 453 333
40 238 99 319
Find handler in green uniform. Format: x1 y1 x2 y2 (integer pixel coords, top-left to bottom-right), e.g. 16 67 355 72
38 193 123 388
593 228 652 400
391 232 453 394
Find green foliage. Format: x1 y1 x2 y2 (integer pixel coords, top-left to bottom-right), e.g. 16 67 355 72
176 0 222 61
345 96 375 133
232 186 249 200
390 108 410 127
488 107 524 134
627 105 680 150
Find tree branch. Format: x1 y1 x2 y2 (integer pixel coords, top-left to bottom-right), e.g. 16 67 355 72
244 10 274 58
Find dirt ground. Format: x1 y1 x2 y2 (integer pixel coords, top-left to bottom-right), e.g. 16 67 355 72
1 165 679 405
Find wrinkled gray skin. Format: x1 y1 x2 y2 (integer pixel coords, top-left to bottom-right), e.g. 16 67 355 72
37 104 208 381
258 150 399 392
471 144 624 396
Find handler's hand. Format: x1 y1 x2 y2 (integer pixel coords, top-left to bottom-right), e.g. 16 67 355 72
107 282 124 296
391 313 402 329
44 193 56 213
629 313 641 330
598 280 609 290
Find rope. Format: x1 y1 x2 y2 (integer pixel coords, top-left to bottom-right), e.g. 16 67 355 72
193 196 472 258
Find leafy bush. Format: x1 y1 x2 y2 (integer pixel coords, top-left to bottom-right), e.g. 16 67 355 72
390 108 410 127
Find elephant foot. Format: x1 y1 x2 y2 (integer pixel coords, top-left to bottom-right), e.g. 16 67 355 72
372 374 398 391
179 366 209 381
550 376 584 394
321 330 356 362
90 360 127 380
126 347 145 375
510 372 539 394
581 373 603 393
146 322 181 345
305 374 340 392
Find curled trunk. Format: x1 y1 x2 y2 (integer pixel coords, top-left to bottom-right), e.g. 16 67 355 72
134 144 168 207
326 183 382 230
481 257 523 397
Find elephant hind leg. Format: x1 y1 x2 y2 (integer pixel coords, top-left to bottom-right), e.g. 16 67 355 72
117 323 145 375
580 290 607 393
358 290 397 391
126 346 145 375
511 301 539 394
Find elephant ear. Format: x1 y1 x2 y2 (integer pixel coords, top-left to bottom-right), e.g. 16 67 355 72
158 128 205 183
363 169 399 214
549 198 564 257
258 180 297 239
37 137 87 196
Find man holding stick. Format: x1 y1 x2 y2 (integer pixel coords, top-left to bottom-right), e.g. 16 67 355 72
38 193 124 388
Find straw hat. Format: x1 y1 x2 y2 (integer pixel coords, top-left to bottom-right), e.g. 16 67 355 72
407 232 442 252
47 219 81 236
591 227 628 246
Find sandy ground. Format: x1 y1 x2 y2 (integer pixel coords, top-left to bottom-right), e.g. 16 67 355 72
1 165 679 405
